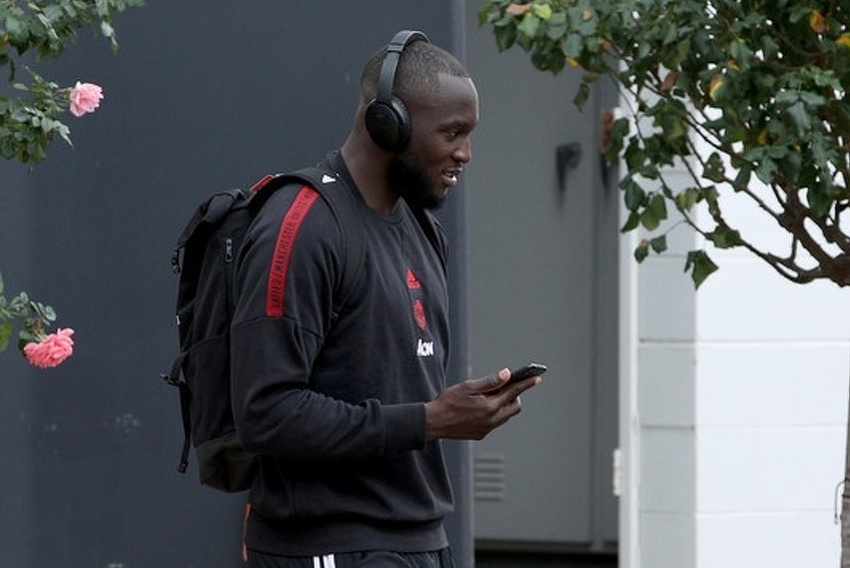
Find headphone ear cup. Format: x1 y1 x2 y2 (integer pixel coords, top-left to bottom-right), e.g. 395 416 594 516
365 96 411 151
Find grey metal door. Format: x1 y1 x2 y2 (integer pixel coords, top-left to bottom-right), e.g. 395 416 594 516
464 8 620 553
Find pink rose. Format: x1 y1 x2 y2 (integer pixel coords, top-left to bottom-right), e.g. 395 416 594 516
69 82 103 117
23 328 75 369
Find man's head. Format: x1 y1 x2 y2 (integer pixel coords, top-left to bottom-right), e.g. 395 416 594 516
360 32 479 210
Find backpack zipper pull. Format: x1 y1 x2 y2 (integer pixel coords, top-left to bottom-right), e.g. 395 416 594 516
224 237 234 263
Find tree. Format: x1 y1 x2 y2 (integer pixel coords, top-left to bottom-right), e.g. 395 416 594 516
481 0 850 288
478 0 850 563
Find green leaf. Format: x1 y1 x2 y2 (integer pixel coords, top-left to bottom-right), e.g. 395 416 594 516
753 155 778 185
634 240 650 262
546 12 567 39
799 90 827 106
621 211 640 232
675 187 700 210
707 225 743 249
562 32 583 59
650 235 667 254
624 141 647 171
0 321 11 352
732 166 752 191
660 110 687 141
478 5 492 27
573 82 590 109
5 15 29 45
729 39 754 70
493 24 517 51
517 12 541 39
685 250 718 288
622 178 646 210
95 0 111 17
641 193 668 230
13 292 29 308
785 101 811 136
703 152 726 183
603 117 629 161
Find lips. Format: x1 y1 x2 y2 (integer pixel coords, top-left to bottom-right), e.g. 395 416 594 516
442 167 463 187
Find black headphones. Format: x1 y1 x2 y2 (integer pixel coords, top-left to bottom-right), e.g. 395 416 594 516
365 30 430 152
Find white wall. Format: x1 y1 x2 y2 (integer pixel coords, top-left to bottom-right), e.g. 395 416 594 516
623 175 850 565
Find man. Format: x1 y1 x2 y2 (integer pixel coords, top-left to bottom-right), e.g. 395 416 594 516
231 30 542 568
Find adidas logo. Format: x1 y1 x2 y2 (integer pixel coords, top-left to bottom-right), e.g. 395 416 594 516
322 174 336 184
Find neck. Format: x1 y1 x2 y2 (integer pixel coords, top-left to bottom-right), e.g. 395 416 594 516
340 132 399 215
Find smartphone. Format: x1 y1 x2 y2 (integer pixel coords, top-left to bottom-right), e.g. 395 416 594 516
505 362 548 387
485 363 548 395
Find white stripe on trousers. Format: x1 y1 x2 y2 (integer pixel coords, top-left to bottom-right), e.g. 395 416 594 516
313 555 336 568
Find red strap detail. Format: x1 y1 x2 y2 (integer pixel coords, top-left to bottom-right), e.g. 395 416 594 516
266 186 320 317
249 174 276 194
406 268 421 289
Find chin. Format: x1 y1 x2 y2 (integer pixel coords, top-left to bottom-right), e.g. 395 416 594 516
416 188 448 210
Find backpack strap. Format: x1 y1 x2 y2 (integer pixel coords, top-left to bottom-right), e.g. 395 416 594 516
161 352 191 473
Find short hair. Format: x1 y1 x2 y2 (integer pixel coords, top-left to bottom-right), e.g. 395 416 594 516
360 38 470 102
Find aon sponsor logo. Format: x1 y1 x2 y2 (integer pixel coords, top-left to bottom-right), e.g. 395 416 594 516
417 339 434 357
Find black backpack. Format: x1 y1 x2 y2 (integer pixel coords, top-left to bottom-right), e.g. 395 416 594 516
161 165 446 492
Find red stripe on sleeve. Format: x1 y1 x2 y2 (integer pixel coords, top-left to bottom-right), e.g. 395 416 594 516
266 186 320 317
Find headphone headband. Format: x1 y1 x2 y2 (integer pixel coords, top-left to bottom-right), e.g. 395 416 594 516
375 30 430 104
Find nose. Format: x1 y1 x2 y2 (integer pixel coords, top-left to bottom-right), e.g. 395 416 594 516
453 137 472 164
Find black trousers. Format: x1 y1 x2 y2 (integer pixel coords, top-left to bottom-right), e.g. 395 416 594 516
247 548 455 568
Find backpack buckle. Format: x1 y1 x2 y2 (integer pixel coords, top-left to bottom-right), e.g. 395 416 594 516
160 371 179 387
249 174 276 194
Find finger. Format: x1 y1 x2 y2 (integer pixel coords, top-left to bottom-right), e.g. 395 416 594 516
509 394 522 412
498 375 542 400
496 395 523 425
471 368 510 394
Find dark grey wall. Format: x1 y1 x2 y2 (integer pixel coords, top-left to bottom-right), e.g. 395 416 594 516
0 3 471 567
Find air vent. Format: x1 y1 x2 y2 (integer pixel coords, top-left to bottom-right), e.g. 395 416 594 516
474 453 506 502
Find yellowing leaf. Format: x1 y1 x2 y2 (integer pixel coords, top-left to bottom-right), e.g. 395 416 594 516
566 57 580 68
533 3 553 20
506 3 532 16
809 10 826 34
709 74 724 100
727 59 740 71
838 33 850 48
757 129 769 145
660 71 678 93
582 9 593 21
